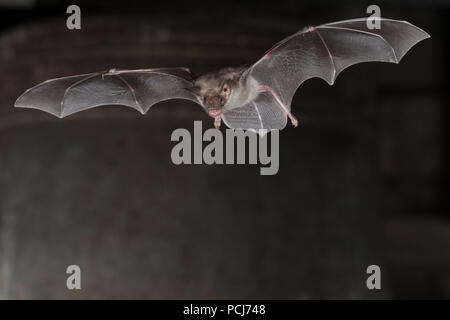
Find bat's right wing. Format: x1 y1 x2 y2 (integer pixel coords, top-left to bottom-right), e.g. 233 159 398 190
15 67 200 118
222 18 430 131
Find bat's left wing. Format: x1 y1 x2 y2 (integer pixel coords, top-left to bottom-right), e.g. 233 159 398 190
222 18 430 131
15 67 200 118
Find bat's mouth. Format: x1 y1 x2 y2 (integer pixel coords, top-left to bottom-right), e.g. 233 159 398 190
207 109 222 117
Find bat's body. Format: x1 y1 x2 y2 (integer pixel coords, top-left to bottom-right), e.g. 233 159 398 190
192 66 262 128
15 18 430 131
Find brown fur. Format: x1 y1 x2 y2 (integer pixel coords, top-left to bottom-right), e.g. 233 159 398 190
191 66 246 116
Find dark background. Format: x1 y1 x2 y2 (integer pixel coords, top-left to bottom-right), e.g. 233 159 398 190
0 0 448 299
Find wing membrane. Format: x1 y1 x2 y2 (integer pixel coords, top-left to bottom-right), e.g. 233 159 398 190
224 18 429 130
15 68 199 118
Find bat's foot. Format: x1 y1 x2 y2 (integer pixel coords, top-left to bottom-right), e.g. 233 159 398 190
258 84 298 128
288 113 298 128
214 116 221 129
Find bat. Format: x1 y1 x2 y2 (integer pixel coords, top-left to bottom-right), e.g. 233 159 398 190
15 17 429 131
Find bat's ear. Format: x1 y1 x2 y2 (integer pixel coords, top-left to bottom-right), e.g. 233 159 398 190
185 86 201 97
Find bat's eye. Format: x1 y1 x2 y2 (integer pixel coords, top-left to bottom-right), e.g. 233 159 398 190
219 97 224 104
203 97 207 104
223 87 228 93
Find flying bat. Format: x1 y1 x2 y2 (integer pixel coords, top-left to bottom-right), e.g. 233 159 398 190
15 17 429 131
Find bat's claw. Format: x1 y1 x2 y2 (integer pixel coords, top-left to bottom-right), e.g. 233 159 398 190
214 116 221 129
102 68 118 79
289 114 298 128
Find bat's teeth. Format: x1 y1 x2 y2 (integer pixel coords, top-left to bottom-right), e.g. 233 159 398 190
208 110 222 117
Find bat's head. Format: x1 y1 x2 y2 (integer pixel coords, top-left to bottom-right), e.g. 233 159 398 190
188 81 232 118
